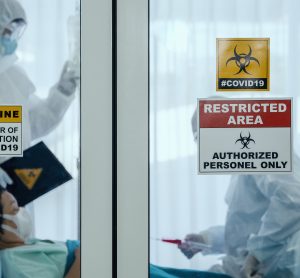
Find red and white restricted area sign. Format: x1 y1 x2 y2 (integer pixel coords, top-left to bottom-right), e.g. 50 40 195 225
197 98 292 174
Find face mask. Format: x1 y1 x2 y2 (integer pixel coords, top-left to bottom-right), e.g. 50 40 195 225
2 207 32 242
0 37 18 56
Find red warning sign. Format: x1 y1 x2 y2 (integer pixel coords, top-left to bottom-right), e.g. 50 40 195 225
197 98 292 174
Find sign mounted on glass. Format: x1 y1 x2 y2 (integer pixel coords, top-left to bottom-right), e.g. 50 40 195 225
197 98 292 174
0 106 22 156
216 38 270 91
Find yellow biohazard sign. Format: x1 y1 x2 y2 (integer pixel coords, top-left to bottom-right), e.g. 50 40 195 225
0 105 23 156
15 168 43 190
216 38 270 91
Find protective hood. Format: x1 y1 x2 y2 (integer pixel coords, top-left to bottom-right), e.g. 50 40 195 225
0 0 26 35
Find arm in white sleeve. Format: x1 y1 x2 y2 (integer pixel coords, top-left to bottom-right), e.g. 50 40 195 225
28 85 75 140
201 225 225 254
247 159 300 263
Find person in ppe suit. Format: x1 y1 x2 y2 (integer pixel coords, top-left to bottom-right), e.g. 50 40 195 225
0 0 78 188
179 108 300 278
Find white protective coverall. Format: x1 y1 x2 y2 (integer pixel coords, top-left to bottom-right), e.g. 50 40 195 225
0 0 75 166
200 155 300 278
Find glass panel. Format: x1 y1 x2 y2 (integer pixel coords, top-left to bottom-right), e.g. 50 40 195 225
19 0 80 242
150 1 300 277
0 0 80 276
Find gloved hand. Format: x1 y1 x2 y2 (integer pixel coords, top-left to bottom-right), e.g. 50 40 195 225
178 233 207 259
0 167 13 188
240 255 261 278
57 61 79 96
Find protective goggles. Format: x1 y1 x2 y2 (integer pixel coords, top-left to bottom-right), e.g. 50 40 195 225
2 19 26 40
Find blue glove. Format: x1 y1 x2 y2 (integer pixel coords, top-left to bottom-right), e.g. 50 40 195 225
178 233 207 259
241 255 261 278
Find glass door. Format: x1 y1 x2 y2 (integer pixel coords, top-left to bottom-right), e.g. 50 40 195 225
116 1 300 277
149 1 300 278
0 0 81 277
0 0 113 277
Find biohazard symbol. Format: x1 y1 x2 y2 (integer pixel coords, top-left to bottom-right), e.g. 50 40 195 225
226 45 260 75
235 132 255 149
14 168 43 190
